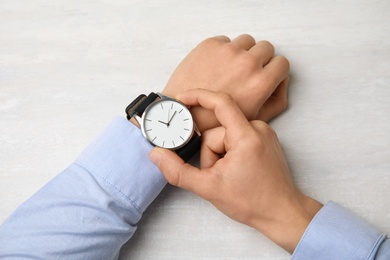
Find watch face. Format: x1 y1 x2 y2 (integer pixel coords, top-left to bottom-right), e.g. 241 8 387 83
141 98 194 149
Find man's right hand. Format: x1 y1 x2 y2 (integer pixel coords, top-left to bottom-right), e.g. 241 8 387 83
150 89 323 254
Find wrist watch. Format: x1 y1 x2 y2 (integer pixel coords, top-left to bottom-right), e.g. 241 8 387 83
125 92 201 162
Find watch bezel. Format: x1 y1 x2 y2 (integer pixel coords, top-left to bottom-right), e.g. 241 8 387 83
140 96 195 150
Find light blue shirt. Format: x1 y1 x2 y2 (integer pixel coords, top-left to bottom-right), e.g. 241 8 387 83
0 117 388 259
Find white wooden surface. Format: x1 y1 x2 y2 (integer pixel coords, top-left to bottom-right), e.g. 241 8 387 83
1 1 389 259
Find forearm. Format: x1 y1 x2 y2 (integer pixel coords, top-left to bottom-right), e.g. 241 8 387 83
0 117 167 258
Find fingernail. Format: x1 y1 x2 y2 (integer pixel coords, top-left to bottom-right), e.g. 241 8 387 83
150 148 162 165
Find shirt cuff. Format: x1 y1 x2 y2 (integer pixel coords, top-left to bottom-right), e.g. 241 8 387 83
75 116 167 215
292 201 387 260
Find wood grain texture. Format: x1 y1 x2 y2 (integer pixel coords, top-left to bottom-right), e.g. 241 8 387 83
0 1 389 259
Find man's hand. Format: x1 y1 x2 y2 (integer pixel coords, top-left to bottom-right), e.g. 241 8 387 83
162 34 289 132
150 89 322 254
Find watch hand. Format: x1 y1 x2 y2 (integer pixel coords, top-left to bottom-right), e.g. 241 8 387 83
167 110 177 126
158 120 168 126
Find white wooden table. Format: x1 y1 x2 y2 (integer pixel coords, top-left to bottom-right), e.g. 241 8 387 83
1 1 389 259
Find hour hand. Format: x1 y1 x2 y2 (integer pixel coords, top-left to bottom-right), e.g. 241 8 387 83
158 120 168 126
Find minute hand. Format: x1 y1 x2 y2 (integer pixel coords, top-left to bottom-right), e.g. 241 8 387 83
167 111 177 126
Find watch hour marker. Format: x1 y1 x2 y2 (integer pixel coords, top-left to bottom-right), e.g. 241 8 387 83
183 118 189 121
162 141 165 148
171 103 174 109
146 129 152 132
184 128 190 131
152 136 157 142
160 103 164 109
172 140 175 147
179 109 183 114
180 136 184 141
145 119 152 122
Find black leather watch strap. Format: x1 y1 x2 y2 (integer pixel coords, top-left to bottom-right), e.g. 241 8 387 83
176 133 201 163
125 92 159 120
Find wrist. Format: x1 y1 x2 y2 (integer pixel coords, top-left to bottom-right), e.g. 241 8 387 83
252 192 323 254
129 117 140 128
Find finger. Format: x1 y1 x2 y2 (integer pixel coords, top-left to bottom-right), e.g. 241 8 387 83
177 89 251 133
255 55 289 104
231 34 256 50
200 127 226 168
262 55 290 86
150 147 213 198
248 40 275 66
257 77 289 122
251 56 289 115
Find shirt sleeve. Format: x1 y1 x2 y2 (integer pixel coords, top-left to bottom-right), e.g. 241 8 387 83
0 117 167 259
292 201 390 260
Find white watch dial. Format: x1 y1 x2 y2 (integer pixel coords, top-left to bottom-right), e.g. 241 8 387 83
141 98 194 149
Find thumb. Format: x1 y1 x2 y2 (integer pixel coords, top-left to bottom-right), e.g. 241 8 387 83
150 147 202 192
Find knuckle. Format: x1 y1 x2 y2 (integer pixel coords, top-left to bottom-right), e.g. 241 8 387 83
275 55 290 71
218 91 233 99
165 169 180 186
250 120 267 130
240 33 255 41
258 56 290 87
164 162 187 187
217 92 235 104
200 36 226 49
250 121 269 136
173 164 186 187
259 40 275 53
221 42 241 57
175 163 192 187
215 92 237 112
250 121 277 138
